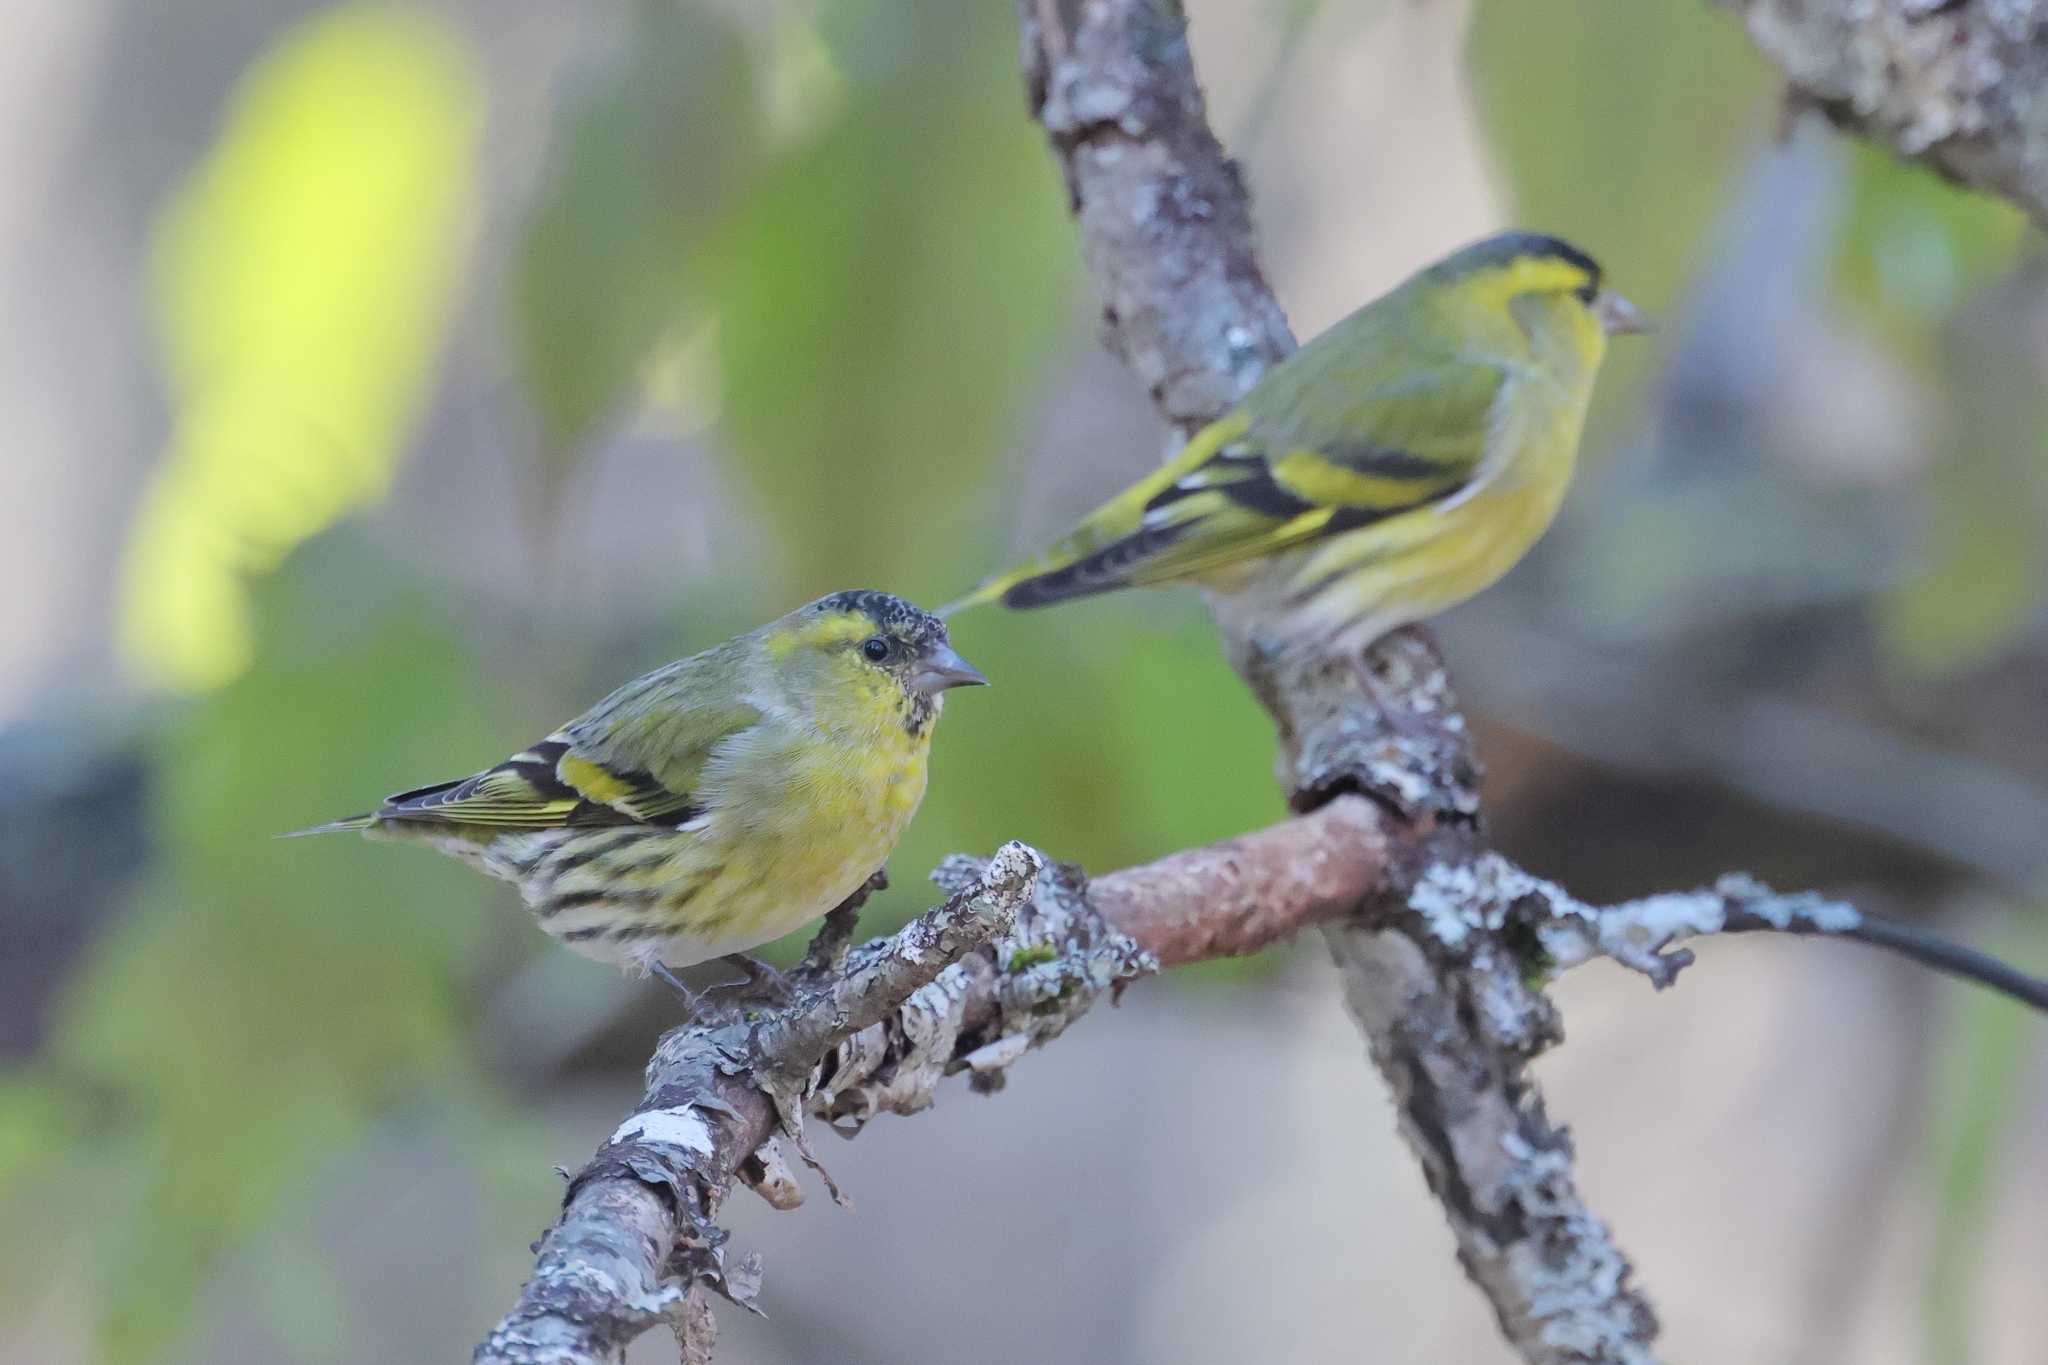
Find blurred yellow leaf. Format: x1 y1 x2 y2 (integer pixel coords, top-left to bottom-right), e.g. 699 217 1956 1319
118 3 480 692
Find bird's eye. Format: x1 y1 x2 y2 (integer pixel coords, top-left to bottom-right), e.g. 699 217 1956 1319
861 636 891 662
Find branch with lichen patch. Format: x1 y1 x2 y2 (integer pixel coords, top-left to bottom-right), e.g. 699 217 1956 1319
469 799 1441 1365
473 843 1053 1365
473 798 2046 1364
1715 0 2048 228
1015 0 1662 1359
474 809 1405 1365
1416 853 2048 1009
1017 2 2045 1362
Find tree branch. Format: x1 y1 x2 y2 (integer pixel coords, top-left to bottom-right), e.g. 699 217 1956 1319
473 792 2043 1362
1015 1 1653 1359
1716 0 2048 227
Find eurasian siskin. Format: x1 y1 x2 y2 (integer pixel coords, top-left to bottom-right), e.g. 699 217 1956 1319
288 591 986 999
947 231 1645 652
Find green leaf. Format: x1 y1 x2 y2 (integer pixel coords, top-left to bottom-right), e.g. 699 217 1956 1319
118 2 481 693
510 1 757 474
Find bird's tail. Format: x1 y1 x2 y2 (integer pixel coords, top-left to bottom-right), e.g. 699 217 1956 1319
276 812 376 838
942 519 1198 617
938 575 1021 617
939 560 1110 617
942 416 1256 618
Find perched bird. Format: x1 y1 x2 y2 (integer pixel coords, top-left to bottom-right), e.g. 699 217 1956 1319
286 591 986 1001
946 231 1645 652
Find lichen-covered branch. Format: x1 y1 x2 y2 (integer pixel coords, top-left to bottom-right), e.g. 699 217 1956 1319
1016 0 1659 1359
1716 0 2048 227
473 799 2045 1363
471 814 1399 1365
1013 8 2048 1358
474 844 1053 1365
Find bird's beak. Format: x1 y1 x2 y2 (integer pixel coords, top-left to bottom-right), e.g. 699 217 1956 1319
909 643 990 694
1594 290 1651 337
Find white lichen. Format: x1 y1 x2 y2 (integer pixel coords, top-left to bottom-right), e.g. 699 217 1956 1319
609 1107 715 1156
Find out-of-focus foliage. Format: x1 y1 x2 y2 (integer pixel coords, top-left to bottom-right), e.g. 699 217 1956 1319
1831 142 2027 362
705 0 1074 594
7 0 2044 1358
1882 277 2048 673
1467 0 1771 425
510 2 756 488
24 566 522 1361
117 4 480 693
1921 914 2048 1365
1830 146 2040 674
513 0 1073 596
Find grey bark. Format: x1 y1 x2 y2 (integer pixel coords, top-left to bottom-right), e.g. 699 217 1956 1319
474 843 1087 1365
1016 1 1659 1360
470 811 2041 1362
1717 0 2048 227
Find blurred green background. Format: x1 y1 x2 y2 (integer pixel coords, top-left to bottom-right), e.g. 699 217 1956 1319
1 2 2043 1362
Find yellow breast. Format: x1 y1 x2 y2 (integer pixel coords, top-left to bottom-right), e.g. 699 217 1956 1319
677 715 932 958
1240 369 1590 651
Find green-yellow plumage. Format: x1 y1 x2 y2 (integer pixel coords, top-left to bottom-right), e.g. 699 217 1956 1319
947 231 1644 650
287 591 986 980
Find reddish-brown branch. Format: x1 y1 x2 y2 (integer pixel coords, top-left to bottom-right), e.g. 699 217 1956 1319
1092 795 1397 965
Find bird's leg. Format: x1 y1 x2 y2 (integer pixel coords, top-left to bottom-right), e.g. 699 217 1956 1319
1349 646 1448 753
716 953 793 1004
796 905 860 980
792 870 887 981
646 959 710 1019
796 870 887 980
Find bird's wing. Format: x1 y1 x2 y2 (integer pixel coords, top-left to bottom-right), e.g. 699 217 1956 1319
368 741 670 829
954 359 1506 610
366 656 765 832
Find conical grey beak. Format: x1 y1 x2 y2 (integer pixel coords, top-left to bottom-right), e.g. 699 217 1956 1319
910 643 989 694
1594 290 1651 336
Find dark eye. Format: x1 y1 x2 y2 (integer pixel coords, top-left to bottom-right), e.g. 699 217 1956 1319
861 636 891 662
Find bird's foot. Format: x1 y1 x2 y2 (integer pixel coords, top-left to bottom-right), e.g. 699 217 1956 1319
795 879 880 980
647 959 716 1021
714 952 794 1006
1324 641 1479 821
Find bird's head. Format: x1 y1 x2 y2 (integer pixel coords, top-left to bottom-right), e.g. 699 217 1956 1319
1425 230 1647 373
767 590 988 738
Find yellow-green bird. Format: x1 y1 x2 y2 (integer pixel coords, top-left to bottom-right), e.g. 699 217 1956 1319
287 591 986 1000
947 232 1644 651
